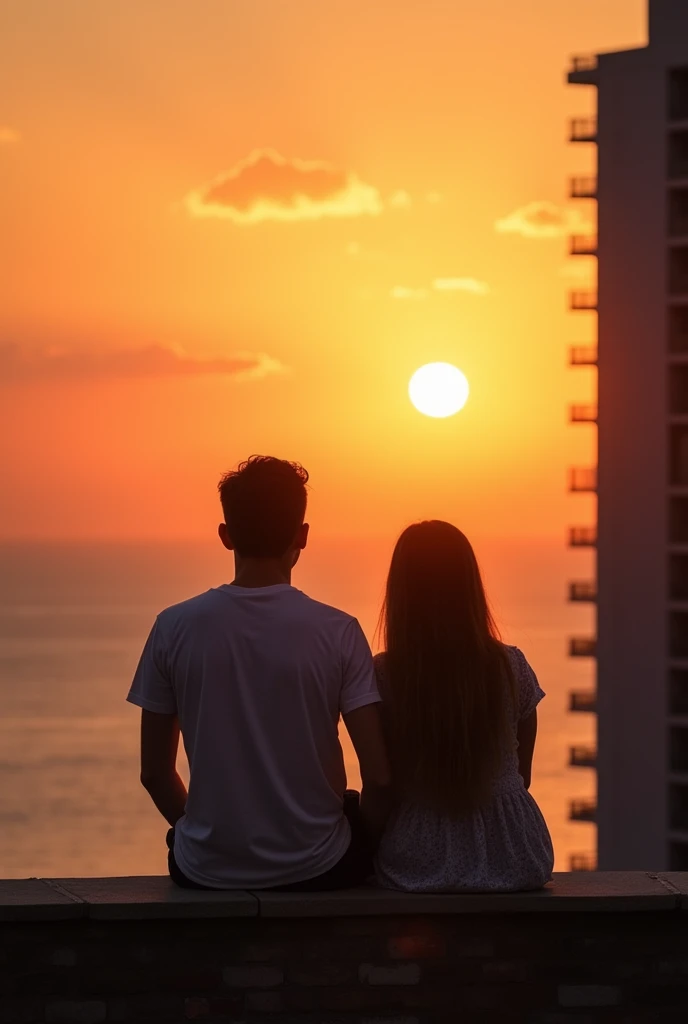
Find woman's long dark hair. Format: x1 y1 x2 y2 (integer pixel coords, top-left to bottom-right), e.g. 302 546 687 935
378 520 515 816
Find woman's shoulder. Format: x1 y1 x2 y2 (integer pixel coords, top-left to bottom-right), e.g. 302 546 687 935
372 652 388 702
499 643 529 670
498 644 545 718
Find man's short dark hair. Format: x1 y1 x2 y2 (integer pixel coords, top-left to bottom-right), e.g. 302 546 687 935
218 455 309 558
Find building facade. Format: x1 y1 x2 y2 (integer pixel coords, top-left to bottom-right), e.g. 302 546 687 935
567 0 688 870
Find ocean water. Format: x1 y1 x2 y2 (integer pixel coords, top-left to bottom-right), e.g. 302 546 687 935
0 539 596 878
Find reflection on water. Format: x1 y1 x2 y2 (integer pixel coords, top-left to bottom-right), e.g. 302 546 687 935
0 540 595 877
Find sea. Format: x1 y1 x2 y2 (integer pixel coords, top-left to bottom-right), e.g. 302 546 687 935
0 539 596 878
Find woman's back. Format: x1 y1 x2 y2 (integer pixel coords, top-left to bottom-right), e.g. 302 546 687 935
374 520 553 894
374 644 553 893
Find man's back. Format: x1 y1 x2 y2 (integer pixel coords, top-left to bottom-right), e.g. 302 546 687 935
128 583 379 888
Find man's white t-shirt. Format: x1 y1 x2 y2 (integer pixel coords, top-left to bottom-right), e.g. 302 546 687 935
127 583 380 889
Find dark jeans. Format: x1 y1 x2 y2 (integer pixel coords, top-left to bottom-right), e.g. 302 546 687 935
167 791 373 892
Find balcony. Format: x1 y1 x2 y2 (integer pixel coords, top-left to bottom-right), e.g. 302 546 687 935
570 290 598 311
569 853 597 871
671 497 688 545
669 129 688 182
569 346 598 367
569 689 597 713
569 467 597 492
568 525 597 548
670 68 688 125
570 176 598 199
671 424 688 487
569 634 597 659
569 798 597 823
670 306 688 354
570 404 598 424
570 54 598 72
670 246 688 297
568 580 597 603
569 745 598 768
569 636 597 658
669 186 688 240
569 117 598 143
570 235 598 257
568 55 599 86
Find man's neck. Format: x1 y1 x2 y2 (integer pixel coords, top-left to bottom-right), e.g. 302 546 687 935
231 557 292 589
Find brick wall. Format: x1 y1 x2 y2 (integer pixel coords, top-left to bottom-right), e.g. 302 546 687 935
3 910 688 1023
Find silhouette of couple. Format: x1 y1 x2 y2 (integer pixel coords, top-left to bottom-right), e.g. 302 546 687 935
128 456 553 893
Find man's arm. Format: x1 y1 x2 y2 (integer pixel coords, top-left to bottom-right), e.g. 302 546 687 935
343 703 393 847
517 709 538 790
140 709 188 826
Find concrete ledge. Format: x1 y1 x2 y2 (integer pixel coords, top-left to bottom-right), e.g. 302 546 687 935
4 876 688 1023
649 871 688 907
0 879 84 922
48 876 259 919
249 872 679 917
0 871 686 921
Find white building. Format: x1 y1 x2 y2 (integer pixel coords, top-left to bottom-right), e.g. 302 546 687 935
567 0 688 870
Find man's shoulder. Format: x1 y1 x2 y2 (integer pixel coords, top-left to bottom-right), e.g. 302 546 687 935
156 589 220 627
294 591 359 629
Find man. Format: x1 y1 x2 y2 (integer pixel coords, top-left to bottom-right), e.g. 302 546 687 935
127 455 391 890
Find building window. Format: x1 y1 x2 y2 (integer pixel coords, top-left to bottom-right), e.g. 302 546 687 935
670 725 688 771
669 247 688 296
670 612 688 659
670 784 688 831
669 68 688 123
671 555 688 601
670 365 688 414
669 188 688 238
670 842 688 869
669 306 688 352
670 669 688 715
670 497 688 543
670 425 688 485
669 130 688 180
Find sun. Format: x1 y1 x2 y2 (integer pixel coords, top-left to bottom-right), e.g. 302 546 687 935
408 363 470 418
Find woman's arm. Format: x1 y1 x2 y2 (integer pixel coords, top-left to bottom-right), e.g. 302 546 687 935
517 709 538 790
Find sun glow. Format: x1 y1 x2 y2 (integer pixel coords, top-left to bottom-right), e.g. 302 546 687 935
408 363 470 418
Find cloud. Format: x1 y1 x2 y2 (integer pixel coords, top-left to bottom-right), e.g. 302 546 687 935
433 277 490 295
425 191 443 204
391 277 490 301
559 261 594 281
186 149 382 225
495 201 593 239
388 189 412 209
0 344 286 383
390 286 429 301
346 240 385 261
0 126 20 145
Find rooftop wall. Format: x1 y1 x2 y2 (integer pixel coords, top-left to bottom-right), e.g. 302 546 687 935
3 873 688 1022
650 0 688 48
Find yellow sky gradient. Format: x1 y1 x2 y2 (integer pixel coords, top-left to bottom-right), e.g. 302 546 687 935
0 0 646 541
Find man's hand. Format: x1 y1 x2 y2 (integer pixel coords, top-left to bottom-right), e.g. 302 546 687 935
343 703 393 848
140 710 188 826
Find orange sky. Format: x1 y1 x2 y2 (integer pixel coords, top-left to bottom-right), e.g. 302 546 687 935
0 0 646 541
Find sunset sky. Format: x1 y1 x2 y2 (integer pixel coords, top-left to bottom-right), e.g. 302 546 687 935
1 0 646 542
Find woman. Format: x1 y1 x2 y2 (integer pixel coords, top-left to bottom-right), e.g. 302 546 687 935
374 520 553 892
